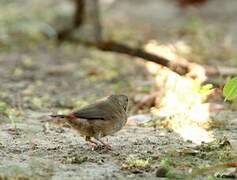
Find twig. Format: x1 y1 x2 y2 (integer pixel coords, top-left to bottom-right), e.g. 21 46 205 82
57 0 85 40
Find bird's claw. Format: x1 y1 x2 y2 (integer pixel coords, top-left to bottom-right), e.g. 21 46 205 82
97 140 112 150
86 137 112 151
88 142 112 151
88 142 98 150
101 144 112 151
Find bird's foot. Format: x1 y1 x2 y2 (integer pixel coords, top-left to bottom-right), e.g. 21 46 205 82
87 139 100 150
88 143 97 150
92 142 112 151
102 144 112 151
88 143 111 151
86 136 112 151
97 139 112 150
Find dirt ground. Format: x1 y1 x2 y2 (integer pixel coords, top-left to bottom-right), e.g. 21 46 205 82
0 0 237 179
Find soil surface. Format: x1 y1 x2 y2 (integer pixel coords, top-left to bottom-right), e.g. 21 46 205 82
0 0 237 179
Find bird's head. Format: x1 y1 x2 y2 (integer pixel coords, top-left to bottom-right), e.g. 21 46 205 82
109 94 128 111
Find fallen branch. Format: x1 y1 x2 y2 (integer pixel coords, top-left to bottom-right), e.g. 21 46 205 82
64 38 192 75
55 0 237 78
57 0 85 41
61 37 237 78
204 65 237 76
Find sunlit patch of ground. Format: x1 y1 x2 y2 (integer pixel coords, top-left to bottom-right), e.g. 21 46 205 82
0 0 237 179
144 41 215 144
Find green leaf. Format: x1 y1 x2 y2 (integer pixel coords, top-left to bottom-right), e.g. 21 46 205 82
199 84 213 95
223 77 237 101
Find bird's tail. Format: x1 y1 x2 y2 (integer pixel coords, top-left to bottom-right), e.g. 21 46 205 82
50 114 67 118
48 114 71 125
50 114 76 120
49 114 77 126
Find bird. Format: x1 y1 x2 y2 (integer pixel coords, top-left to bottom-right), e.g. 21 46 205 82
50 94 128 150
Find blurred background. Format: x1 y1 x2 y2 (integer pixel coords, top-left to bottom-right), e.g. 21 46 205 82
0 0 237 179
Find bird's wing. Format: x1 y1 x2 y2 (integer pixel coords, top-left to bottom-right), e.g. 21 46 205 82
72 101 111 120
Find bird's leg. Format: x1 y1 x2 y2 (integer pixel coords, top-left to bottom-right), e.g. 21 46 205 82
105 137 109 143
85 136 99 149
94 132 111 149
96 138 112 150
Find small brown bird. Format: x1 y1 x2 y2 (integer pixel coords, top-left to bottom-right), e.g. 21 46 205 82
50 94 128 149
